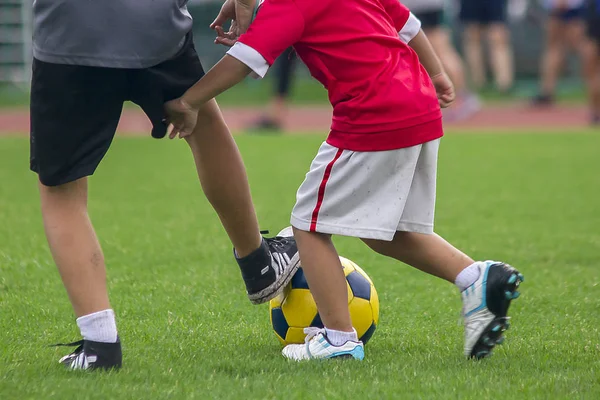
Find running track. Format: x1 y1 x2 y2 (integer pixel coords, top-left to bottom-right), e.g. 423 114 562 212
0 104 593 136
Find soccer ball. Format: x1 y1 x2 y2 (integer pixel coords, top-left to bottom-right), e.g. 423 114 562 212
269 256 379 346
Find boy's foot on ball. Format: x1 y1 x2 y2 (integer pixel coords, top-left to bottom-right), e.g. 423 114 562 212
236 227 300 304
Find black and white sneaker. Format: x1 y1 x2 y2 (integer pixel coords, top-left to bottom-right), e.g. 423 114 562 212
462 261 524 359
236 227 300 305
55 339 122 370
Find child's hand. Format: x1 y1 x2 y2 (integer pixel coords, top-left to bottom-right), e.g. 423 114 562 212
214 24 239 47
431 72 455 109
211 0 239 47
164 98 198 139
210 0 256 47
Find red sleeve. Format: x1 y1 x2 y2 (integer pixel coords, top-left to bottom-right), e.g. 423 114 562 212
378 0 410 32
237 0 305 65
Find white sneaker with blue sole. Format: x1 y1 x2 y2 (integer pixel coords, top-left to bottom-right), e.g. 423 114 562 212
462 261 524 359
282 328 365 361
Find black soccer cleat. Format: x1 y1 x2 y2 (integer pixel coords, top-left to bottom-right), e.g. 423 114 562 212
461 261 524 359
55 338 122 370
235 227 300 305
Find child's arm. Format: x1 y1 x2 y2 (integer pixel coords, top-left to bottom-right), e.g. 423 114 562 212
183 56 251 109
165 0 305 139
165 56 251 139
406 29 443 79
407 29 455 108
379 0 455 108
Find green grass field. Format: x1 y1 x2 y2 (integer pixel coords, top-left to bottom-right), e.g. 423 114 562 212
1 130 599 399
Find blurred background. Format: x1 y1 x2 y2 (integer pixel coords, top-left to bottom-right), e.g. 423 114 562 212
0 0 593 128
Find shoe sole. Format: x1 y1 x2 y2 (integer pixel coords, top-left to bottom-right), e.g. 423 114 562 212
328 346 365 361
247 253 301 305
470 269 524 360
283 344 365 361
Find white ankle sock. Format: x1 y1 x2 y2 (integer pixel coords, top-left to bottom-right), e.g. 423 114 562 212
455 262 482 291
76 309 118 343
325 328 358 346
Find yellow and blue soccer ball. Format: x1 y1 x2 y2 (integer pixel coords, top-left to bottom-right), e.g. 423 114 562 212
269 256 379 345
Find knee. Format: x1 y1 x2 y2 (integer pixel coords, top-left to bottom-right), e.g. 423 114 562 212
488 24 510 46
38 177 88 209
464 26 482 43
39 177 86 194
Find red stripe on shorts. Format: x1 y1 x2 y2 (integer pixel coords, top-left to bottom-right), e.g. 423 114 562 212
310 148 344 232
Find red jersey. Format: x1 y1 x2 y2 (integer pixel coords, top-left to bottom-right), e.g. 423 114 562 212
231 0 443 151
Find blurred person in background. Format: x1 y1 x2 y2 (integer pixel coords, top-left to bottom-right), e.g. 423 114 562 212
532 0 595 106
247 48 297 131
459 0 514 93
586 0 600 124
402 0 481 121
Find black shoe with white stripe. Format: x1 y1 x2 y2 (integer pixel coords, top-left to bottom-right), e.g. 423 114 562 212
235 227 300 305
56 339 122 370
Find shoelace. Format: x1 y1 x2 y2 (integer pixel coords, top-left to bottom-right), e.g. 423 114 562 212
51 340 90 369
260 230 292 250
268 237 291 250
303 327 326 343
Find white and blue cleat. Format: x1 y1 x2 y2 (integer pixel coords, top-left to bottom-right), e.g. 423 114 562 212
462 261 524 359
282 328 365 361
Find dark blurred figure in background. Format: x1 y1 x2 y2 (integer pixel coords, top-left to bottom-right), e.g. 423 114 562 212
532 0 595 106
248 48 296 131
459 0 514 93
586 0 600 124
403 0 481 121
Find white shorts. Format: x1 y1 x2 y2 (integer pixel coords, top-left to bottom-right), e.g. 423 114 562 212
291 139 439 241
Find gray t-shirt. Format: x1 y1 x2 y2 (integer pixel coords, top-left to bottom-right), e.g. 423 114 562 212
32 0 193 68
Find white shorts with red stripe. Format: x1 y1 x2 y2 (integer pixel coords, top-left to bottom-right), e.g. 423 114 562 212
291 139 439 241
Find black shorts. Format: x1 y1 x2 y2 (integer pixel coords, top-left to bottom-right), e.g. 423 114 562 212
550 6 585 22
588 16 600 43
459 0 507 25
30 34 204 186
414 10 444 30
587 1 600 43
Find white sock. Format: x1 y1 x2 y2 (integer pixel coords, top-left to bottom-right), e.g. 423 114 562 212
455 262 483 292
76 309 118 343
325 328 358 346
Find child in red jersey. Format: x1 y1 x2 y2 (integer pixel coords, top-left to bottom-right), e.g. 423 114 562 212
166 0 524 361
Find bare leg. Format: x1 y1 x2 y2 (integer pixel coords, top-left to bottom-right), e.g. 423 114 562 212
488 23 514 92
251 50 295 130
426 27 468 92
566 21 600 120
570 21 596 84
362 231 474 283
591 68 600 119
39 177 110 318
185 99 262 257
265 95 288 126
292 228 353 332
463 24 486 90
585 42 600 118
539 17 565 97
